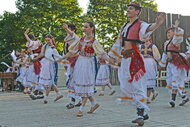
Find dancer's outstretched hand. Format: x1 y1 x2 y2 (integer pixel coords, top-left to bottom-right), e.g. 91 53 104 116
25 28 30 34
155 13 166 26
62 23 68 29
173 19 180 28
108 58 116 65
56 57 65 62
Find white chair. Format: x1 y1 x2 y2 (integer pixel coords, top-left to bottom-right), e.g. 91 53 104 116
157 70 166 87
185 71 190 88
156 71 160 87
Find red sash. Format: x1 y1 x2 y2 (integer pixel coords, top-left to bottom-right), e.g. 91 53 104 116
33 60 41 75
128 43 146 83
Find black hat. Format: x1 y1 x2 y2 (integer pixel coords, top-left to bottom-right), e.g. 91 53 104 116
127 2 142 9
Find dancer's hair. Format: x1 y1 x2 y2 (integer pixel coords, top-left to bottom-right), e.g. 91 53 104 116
86 21 96 37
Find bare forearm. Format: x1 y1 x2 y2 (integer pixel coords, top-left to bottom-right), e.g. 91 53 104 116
146 23 159 32
147 13 166 32
34 54 44 61
101 53 110 62
62 52 74 59
24 33 31 42
70 52 79 57
65 28 73 36
16 61 25 65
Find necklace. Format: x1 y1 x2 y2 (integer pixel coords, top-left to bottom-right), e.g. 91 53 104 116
85 35 93 40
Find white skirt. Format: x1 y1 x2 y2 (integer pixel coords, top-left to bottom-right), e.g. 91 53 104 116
96 64 110 86
144 58 157 88
67 65 79 99
23 65 39 88
16 66 27 84
73 55 96 97
35 84 45 91
39 58 55 88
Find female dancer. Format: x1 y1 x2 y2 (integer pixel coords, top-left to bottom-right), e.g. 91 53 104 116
62 23 81 109
140 38 160 103
34 34 63 104
59 21 111 117
96 58 116 96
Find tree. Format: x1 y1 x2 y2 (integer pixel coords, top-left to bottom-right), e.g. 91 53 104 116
15 0 83 51
86 0 158 49
0 0 83 70
0 12 24 69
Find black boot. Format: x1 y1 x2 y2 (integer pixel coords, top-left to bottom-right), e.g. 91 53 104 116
66 98 75 109
66 103 75 109
169 101 175 107
132 108 145 126
19 85 24 92
37 91 44 99
179 97 189 106
169 94 176 108
33 90 38 96
75 101 82 107
143 114 149 120
29 94 37 100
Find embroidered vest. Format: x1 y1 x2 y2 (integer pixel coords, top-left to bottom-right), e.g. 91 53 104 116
166 38 179 53
33 44 42 54
140 44 153 57
122 19 142 47
78 37 95 57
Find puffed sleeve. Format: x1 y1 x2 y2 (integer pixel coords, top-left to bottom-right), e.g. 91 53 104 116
66 32 80 41
172 27 184 44
92 40 105 56
139 22 154 42
152 44 161 61
159 52 167 67
68 39 80 54
26 40 33 48
73 33 80 41
108 37 122 59
52 48 62 60
40 44 46 56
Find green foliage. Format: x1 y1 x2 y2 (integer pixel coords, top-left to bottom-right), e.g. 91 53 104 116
15 0 83 51
86 0 158 48
0 0 83 71
0 0 157 70
0 12 24 67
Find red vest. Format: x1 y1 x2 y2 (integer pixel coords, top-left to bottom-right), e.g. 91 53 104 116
33 44 42 53
126 21 141 41
122 19 142 44
167 43 180 52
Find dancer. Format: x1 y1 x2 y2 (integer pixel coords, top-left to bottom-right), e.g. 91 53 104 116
59 21 111 117
34 34 63 104
15 49 29 94
24 28 44 100
140 37 160 104
160 20 190 108
62 23 81 109
96 57 116 96
108 2 165 126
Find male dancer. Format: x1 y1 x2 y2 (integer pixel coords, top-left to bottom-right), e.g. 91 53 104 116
108 2 165 126
160 20 190 107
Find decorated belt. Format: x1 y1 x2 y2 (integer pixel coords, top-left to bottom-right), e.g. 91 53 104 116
166 50 179 53
143 56 153 58
121 49 135 59
168 59 172 62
